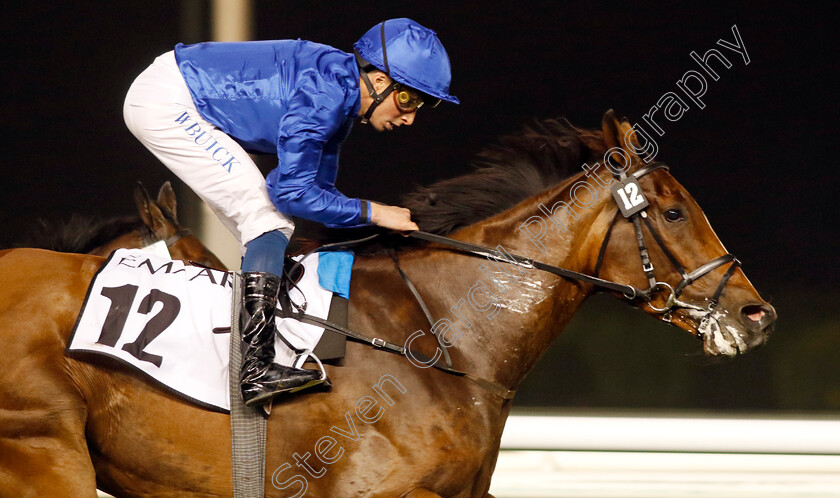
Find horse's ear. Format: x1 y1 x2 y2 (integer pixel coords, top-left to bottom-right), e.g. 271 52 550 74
601 109 641 163
601 109 622 150
618 119 642 151
156 181 178 222
134 182 171 237
134 183 152 223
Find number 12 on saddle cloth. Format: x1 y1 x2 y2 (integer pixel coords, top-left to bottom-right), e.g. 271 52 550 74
66 248 351 412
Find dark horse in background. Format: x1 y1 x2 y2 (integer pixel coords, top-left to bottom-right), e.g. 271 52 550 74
0 111 774 497
18 181 225 269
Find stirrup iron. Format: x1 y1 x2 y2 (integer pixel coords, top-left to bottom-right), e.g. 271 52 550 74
293 349 328 383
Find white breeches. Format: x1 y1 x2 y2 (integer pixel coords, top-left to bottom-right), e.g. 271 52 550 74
123 51 294 248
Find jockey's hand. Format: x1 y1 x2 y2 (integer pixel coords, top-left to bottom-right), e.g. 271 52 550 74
370 203 419 232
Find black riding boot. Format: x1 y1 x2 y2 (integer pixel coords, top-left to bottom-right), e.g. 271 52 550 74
239 272 323 407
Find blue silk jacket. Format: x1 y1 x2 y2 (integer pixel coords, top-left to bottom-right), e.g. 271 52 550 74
174 40 370 228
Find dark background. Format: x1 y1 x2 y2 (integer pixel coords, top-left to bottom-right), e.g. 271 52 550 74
2 2 836 413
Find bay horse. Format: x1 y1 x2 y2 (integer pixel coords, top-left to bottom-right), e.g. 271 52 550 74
0 111 775 497
18 181 225 269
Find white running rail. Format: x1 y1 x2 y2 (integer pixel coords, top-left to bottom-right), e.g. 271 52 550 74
499 413 840 454
491 413 840 497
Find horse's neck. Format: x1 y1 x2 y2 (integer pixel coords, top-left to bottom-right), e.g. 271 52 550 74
89 230 146 257
408 174 616 390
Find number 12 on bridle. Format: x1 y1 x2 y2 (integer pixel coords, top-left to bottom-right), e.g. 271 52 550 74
611 176 649 217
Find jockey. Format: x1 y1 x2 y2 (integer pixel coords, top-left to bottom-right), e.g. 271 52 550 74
123 18 459 407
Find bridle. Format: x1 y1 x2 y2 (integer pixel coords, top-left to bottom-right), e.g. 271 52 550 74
162 228 192 248
140 228 192 257
593 163 740 325
408 163 741 337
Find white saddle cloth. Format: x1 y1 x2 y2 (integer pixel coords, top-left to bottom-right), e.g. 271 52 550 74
67 248 334 412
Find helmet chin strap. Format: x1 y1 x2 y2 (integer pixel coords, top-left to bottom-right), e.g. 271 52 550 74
356 22 397 123
355 51 398 123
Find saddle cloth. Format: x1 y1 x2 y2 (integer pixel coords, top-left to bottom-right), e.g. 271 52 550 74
66 248 352 412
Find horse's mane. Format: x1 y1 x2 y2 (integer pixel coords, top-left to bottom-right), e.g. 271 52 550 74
401 118 602 235
310 117 605 256
17 214 152 253
18 119 604 256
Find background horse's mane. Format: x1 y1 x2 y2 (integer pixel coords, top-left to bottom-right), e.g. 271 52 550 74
401 117 603 235
16 215 152 253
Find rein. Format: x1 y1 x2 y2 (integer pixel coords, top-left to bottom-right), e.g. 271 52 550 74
277 164 742 399
407 231 640 297
407 163 739 317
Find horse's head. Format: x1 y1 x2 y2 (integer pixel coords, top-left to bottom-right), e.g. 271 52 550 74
134 182 227 270
589 110 775 356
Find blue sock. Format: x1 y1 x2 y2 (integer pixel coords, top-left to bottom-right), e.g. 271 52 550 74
241 230 289 278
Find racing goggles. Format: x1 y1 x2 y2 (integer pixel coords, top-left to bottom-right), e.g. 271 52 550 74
394 84 441 113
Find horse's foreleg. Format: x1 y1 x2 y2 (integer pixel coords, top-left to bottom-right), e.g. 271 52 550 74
0 408 97 497
404 489 442 498
0 316 98 496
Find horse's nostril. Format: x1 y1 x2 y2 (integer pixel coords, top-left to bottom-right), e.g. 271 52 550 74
740 304 776 327
743 305 765 322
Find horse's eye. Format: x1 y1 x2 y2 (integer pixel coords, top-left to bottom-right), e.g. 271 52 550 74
664 209 684 222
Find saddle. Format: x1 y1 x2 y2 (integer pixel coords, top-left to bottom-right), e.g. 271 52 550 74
280 254 347 362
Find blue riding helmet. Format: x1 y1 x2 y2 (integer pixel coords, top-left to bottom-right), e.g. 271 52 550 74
354 18 458 120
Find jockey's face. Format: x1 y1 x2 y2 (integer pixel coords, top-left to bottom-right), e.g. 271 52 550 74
360 72 417 132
